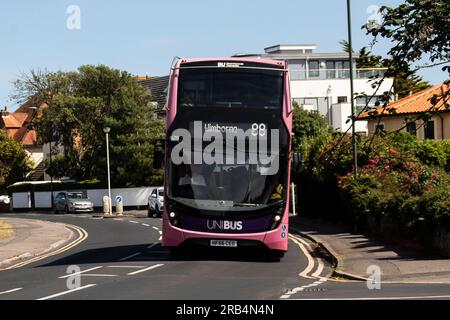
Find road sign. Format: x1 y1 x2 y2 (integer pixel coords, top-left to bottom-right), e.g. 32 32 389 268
115 195 123 204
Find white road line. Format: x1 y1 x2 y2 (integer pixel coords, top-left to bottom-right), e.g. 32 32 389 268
130 221 139 224
118 252 141 261
127 264 164 275
80 274 117 277
107 266 143 269
0 288 22 295
293 295 450 300
158 230 162 235
158 236 162 241
152 226 159 230
59 266 103 279
37 284 96 300
142 223 150 227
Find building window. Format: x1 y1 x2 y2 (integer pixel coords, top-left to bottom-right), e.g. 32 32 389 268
326 61 335 79
293 97 328 114
425 120 435 140
336 61 350 78
337 96 348 103
406 122 417 137
308 60 320 78
355 95 382 110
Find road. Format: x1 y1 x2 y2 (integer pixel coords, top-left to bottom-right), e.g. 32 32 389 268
0 213 449 300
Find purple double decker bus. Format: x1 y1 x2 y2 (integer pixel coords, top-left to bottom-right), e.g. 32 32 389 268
162 57 293 259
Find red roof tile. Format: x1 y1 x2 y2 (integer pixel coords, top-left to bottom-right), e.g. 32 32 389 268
359 84 450 119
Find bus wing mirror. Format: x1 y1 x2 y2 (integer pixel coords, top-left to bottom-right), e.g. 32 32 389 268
292 152 302 172
153 151 163 169
153 140 164 169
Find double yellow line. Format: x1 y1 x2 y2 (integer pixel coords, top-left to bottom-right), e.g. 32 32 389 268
289 233 320 279
4 223 88 270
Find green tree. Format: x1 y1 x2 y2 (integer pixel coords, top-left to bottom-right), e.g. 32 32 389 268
292 101 330 151
340 40 431 99
0 130 33 189
13 65 165 187
364 0 449 102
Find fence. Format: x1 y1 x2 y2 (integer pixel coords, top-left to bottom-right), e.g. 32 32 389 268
11 187 158 210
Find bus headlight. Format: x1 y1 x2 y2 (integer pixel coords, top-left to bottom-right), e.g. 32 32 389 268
169 212 176 218
270 207 284 230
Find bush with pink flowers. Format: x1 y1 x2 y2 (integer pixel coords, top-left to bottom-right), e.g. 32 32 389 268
297 131 450 228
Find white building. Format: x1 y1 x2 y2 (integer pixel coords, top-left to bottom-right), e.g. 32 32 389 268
234 44 394 134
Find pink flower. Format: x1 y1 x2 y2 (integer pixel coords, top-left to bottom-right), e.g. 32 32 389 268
389 148 400 155
368 159 378 166
431 173 438 180
384 165 390 171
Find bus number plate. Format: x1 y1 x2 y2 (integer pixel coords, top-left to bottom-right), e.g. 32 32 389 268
210 240 237 247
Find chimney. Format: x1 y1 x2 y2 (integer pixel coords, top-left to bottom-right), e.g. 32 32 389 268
1 106 9 117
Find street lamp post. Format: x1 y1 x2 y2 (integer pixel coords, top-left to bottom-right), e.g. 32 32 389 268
347 0 358 178
103 127 113 216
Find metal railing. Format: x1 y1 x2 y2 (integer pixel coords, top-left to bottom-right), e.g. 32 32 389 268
289 68 388 80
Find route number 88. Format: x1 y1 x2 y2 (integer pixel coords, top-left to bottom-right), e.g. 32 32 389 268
251 123 266 137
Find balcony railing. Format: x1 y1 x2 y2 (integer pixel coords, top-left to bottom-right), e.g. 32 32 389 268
289 68 388 81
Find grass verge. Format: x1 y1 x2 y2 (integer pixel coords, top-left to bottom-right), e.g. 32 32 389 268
0 219 15 240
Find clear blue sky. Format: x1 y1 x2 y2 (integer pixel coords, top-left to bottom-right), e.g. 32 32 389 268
0 0 446 110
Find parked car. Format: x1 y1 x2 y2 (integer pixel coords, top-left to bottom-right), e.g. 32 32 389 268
148 187 164 217
53 191 94 214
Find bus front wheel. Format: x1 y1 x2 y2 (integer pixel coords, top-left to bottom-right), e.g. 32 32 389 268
269 250 286 260
169 247 185 258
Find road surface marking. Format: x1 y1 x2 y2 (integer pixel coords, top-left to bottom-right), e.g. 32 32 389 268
158 236 162 241
0 288 22 295
119 252 141 261
293 295 450 300
281 235 328 299
37 284 96 300
107 265 143 269
80 274 117 277
59 266 103 279
127 264 164 275
288 236 315 279
142 223 150 227
130 221 139 224
152 226 159 230
4 223 88 270
311 259 325 278
158 230 162 235
147 243 158 249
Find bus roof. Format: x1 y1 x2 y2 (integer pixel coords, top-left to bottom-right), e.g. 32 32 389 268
177 57 286 68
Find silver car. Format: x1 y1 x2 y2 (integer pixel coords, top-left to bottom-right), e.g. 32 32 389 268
53 191 94 214
148 187 164 217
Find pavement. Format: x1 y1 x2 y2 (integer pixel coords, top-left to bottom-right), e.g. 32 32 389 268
290 215 450 284
0 217 75 270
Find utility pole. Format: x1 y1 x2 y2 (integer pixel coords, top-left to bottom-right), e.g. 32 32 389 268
347 0 358 178
103 127 113 216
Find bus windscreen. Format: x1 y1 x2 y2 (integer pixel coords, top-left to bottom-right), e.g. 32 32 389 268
178 69 283 110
